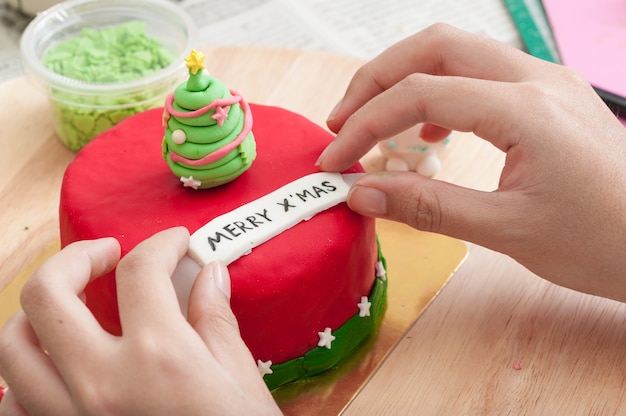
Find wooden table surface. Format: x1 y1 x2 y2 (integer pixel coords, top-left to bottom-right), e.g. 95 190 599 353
3 47 626 415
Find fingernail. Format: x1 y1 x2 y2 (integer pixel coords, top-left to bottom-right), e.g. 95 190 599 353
207 261 231 300
348 186 388 216
315 141 334 167
327 98 343 123
418 124 427 139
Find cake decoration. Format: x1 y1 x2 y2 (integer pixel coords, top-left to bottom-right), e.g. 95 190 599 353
357 296 372 317
186 172 363 266
180 175 202 189
257 360 274 376
377 124 452 177
260 265 387 390
60 67 388 390
317 327 336 349
376 260 387 280
171 129 187 144
162 50 257 189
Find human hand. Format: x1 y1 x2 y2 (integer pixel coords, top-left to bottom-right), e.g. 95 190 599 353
0 227 281 415
318 24 626 301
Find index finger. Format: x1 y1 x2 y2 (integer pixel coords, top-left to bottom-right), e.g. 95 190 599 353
115 227 190 333
327 24 544 133
19 237 120 367
320 73 534 172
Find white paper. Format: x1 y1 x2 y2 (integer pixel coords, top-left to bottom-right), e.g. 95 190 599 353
1 0 522 81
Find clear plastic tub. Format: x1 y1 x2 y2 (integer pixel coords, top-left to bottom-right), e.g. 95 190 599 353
20 0 197 150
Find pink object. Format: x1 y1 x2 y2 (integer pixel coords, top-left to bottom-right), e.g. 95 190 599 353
543 0 626 99
513 362 522 371
211 105 229 126
165 92 241 118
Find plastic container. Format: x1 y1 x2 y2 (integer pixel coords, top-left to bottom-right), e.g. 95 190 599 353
20 0 197 151
6 0 62 16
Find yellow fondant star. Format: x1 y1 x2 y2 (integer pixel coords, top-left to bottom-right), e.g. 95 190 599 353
184 50 206 75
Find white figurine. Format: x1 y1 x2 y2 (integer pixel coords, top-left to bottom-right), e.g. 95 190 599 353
378 124 451 177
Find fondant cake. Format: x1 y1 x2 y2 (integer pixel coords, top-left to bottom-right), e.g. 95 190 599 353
59 51 387 390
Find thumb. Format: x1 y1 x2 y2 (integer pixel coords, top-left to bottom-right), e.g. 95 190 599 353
347 172 516 250
0 388 30 416
187 262 260 381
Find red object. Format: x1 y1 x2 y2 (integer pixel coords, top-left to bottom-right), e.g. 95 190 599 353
59 105 377 364
0 386 6 402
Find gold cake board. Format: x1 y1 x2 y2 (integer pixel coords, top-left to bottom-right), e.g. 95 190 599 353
0 219 467 415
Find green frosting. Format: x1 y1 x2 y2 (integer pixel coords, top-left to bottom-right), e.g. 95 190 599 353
50 95 164 151
165 103 242 143
165 107 244 154
173 74 229 110
263 239 388 391
162 50 257 189
44 21 176 151
44 21 174 83
163 137 256 184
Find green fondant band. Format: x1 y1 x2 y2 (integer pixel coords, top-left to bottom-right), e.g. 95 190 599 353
165 134 256 171
170 102 220 126
168 103 242 143
165 147 240 172
174 75 229 110
263 240 387 390
165 112 245 157
165 137 256 189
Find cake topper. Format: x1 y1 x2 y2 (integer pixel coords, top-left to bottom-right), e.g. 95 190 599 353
376 124 451 177
162 50 257 189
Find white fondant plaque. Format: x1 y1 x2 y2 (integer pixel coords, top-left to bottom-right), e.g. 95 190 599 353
188 172 362 266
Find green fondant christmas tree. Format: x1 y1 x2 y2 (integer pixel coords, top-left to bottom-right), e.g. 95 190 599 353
162 50 256 189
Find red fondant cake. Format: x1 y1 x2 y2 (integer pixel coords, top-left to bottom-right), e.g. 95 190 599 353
59 104 387 389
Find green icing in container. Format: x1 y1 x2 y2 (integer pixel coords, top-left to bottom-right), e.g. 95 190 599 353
43 21 177 151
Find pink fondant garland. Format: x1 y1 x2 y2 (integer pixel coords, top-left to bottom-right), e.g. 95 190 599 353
165 89 253 167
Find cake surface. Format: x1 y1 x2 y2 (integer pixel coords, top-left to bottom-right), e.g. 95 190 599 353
59 104 386 389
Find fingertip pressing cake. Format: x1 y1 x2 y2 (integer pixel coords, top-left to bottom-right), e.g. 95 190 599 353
59 50 387 390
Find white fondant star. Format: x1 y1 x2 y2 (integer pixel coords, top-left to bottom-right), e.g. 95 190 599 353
317 327 336 349
257 359 273 376
357 296 371 317
180 176 201 189
375 261 387 281
211 105 229 126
